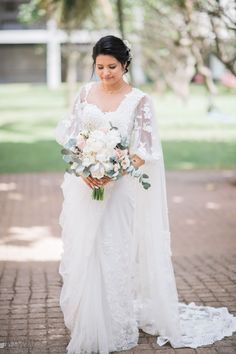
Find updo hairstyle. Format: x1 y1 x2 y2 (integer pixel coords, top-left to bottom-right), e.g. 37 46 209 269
92 35 132 75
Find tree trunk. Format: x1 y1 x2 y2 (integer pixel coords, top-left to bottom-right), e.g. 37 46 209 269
117 0 124 38
66 39 80 109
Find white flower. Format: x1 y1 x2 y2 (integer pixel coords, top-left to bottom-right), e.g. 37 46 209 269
90 163 105 179
96 152 108 163
123 39 132 51
82 157 92 167
103 162 113 172
82 153 96 167
113 163 120 172
121 157 130 169
84 130 106 153
76 134 86 149
106 129 121 149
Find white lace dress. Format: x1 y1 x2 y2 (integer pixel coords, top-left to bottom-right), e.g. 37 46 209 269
55 81 236 354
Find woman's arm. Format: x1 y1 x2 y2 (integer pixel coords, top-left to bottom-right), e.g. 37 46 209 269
129 94 161 163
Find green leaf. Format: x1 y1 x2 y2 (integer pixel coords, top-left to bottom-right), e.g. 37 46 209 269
66 168 73 174
142 173 149 179
65 138 77 149
142 182 151 190
82 168 90 177
71 156 82 163
61 148 71 155
63 155 73 163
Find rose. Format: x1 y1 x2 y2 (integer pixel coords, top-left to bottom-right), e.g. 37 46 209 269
121 157 130 170
82 153 96 167
96 152 109 163
113 163 120 172
106 129 121 149
84 130 107 153
76 134 86 150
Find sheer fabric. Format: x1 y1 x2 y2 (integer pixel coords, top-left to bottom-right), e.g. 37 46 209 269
55 81 236 354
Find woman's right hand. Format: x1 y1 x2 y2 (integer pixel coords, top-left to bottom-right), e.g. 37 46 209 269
81 176 101 189
81 176 111 189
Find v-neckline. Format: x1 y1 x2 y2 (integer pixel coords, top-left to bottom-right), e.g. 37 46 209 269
84 81 135 115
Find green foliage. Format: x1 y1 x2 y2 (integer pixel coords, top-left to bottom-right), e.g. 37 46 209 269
0 83 236 173
18 0 97 29
18 0 46 23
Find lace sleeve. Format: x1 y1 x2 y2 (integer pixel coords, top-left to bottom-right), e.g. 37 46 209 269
129 94 162 162
54 85 86 146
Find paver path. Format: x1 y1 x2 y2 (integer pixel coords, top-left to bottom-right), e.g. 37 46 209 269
0 170 236 354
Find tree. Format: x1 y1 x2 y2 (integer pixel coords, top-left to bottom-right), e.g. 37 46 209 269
140 0 235 98
19 0 115 104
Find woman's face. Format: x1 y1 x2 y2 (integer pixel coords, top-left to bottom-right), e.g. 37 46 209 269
95 55 125 84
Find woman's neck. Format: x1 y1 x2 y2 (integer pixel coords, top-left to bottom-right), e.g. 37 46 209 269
100 79 127 94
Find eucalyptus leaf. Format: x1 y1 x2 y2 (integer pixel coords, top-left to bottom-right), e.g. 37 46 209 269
66 168 74 175
142 182 151 189
83 168 90 177
116 142 127 150
67 138 77 147
106 171 115 177
126 166 134 173
61 148 71 155
71 156 82 163
76 165 85 174
63 155 73 163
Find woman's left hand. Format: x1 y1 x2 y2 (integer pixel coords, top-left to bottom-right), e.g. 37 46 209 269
93 176 111 187
131 154 145 168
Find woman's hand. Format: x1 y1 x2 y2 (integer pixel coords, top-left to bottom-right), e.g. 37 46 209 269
131 154 145 168
81 175 111 189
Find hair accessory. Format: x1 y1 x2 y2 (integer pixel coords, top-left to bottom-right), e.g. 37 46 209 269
123 39 132 50
123 39 133 61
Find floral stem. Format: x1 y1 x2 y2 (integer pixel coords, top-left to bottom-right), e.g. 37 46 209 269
92 187 104 201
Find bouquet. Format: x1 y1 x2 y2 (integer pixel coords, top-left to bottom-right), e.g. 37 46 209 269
61 122 151 200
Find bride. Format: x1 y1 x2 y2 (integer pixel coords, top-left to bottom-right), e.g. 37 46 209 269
55 35 236 354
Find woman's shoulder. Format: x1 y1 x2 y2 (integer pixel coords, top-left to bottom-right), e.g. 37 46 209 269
74 81 94 103
131 86 153 107
79 81 93 93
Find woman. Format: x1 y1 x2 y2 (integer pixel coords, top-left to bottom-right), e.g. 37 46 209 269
55 35 236 354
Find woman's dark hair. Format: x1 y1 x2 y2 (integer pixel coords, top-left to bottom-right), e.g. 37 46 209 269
92 35 132 76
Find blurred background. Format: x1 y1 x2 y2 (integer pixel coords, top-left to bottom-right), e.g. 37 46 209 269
0 5 236 352
0 0 235 173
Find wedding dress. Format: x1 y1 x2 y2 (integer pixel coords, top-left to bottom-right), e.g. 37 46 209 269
55 81 236 354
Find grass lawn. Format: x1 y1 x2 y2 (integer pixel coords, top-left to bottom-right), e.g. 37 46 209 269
0 83 236 173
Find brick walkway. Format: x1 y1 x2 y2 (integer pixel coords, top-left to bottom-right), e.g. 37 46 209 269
0 170 236 354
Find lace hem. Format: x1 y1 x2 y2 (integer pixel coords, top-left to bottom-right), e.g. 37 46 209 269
156 302 236 348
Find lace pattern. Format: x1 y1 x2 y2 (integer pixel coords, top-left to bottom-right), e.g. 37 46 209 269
55 82 236 354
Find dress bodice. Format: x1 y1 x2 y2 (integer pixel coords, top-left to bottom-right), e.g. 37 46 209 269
78 82 146 141
55 81 161 162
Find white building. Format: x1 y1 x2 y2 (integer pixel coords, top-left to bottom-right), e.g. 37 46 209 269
0 1 108 88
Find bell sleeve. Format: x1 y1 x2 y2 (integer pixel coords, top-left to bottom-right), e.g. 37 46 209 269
54 86 86 146
129 94 162 164
131 93 182 348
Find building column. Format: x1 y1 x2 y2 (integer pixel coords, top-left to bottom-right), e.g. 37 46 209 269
47 18 61 89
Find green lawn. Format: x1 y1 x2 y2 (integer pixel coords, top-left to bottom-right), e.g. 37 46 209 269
0 83 235 173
